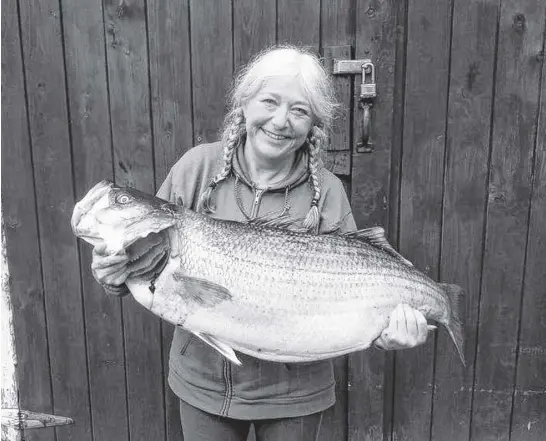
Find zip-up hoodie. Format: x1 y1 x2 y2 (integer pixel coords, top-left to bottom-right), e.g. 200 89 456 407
157 141 357 419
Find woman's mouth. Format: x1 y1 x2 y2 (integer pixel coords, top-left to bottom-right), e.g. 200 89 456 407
262 128 290 141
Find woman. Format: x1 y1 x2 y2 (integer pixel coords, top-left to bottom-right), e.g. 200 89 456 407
93 45 429 441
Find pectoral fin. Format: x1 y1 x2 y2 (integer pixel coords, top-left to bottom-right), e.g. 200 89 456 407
194 332 242 366
172 272 233 308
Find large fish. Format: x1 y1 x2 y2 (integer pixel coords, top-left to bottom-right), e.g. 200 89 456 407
71 180 465 366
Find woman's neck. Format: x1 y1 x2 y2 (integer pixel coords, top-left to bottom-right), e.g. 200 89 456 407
241 143 296 188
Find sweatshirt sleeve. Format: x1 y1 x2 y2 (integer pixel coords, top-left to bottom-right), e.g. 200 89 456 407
318 170 357 234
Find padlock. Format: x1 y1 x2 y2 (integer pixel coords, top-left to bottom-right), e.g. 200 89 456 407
360 62 376 99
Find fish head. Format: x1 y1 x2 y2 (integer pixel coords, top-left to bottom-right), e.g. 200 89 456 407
71 180 177 254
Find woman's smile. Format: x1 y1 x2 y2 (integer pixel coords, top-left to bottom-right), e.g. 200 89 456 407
261 128 292 141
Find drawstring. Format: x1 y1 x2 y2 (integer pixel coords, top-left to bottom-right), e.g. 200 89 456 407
234 174 292 219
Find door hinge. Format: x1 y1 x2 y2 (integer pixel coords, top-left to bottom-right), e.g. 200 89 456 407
1 408 74 430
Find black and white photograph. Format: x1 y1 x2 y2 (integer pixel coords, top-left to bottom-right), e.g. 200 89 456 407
1 1 545 440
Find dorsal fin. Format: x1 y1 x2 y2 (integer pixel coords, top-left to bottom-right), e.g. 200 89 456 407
341 227 413 266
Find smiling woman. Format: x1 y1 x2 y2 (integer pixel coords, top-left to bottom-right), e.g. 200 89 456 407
89 44 431 441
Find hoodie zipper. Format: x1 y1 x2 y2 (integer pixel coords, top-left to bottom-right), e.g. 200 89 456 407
250 188 265 218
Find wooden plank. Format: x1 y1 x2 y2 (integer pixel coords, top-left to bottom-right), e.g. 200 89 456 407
1 2 55 440
277 0 320 50
62 1 129 440
147 0 194 186
509 49 546 440
470 0 545 439
319 4 353 437
146 2 194 435
322 45 352 177
233 0 276 70
17 0 92 440
190 0 233 144
431 1 500 440
102 1 165 440
393 0 452 439
348 1 399 438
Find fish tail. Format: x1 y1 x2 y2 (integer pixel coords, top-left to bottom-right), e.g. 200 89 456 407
439 283 466 367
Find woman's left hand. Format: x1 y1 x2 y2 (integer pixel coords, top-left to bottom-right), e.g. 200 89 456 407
374 303 432 350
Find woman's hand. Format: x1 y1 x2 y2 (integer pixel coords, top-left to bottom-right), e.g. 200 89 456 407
91 243 131 287
374 303 433 350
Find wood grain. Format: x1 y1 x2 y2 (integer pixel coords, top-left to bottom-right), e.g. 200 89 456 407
103 1 165 440
470 0 545 439
148 0 194 187
233 0 276 70
394 0 453 439
509 46 546 440
189 0 233 144
18 0 92 439
1 1 55 440
277 0 320 50
431 1 500 440
349 1 400 439
62 1 130 440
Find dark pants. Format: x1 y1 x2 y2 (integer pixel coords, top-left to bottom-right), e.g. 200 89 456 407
179 400 324 441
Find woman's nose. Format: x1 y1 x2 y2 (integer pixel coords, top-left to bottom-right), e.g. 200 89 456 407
271 106 290 128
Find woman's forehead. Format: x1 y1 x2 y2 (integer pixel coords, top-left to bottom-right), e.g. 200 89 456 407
255 76 310 105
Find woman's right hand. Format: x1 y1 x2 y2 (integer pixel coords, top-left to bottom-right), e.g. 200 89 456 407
91 243 131 287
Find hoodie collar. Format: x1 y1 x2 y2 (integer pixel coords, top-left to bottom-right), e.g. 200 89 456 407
232 143 310 192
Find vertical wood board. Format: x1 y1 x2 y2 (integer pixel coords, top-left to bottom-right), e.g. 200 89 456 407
102 1 165 440
18 0 93 439
1 1 55 440
61 1 130 440
509 45 546 440
190 0 233 144
431 0 500 440
470 0 544 439
233 0 276 70
277 0 320 50
394 0 453 439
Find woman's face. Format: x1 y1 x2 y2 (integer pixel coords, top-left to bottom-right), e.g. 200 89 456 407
242 76 314 162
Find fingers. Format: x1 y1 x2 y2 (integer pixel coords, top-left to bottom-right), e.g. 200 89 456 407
378 304 432 350
91 245 130 286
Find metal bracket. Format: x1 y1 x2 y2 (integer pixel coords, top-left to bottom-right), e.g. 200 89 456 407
1 408 74 430
332 59 372 75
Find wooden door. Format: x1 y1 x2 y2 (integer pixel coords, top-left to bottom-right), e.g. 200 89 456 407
2 1 545 440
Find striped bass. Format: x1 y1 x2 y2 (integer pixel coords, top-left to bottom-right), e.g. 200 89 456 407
71 180 465 366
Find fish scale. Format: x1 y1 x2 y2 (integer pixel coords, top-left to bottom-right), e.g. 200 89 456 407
71 180 466 366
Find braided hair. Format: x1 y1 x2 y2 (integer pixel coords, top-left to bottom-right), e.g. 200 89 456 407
199 45 339 233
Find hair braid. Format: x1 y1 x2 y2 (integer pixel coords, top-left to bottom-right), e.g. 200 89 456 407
199 108 246 213
303 125 325 233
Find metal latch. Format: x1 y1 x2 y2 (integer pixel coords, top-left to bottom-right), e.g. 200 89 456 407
333 59 377 153
1 408 74 430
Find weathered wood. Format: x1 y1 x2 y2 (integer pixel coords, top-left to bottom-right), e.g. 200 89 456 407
509 50 546 440
349 1 399 439
62 1 130 440
190 0 233 144
319 5 353 438
102 1 165 440
17 0 93 439
1 2 55 440
146 2 194 439
233 0 276 70
277 0 320 50
393 0 452 439
148 0 194 186
470 1 545 439
431 1 500 440
322 45 352 176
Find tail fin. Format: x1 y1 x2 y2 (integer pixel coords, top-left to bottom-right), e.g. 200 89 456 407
439 283 466 367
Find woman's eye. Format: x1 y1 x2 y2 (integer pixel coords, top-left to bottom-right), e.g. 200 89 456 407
293 107 309 116
262 98 276 105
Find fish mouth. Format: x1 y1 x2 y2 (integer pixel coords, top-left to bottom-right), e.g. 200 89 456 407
71 180 114 234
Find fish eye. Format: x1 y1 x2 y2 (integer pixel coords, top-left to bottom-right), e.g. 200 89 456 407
116 194 132 204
